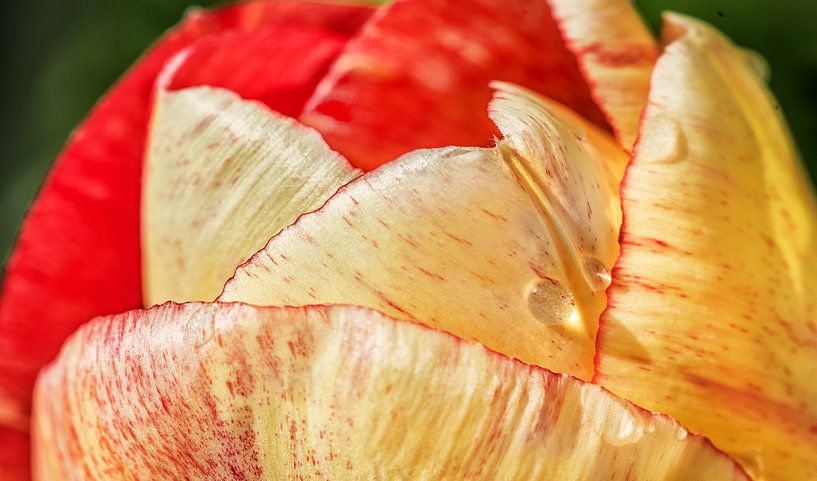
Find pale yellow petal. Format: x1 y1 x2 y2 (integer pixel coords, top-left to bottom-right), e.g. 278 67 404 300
547 0 659 149
596 14 817 480
221 85 627 380
33 303 749 481
142 86 359 306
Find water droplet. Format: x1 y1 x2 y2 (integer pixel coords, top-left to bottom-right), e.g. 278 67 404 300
185 312 215 348
640 115 686 164
602 412 644 446
674 427 689 441
581 257 612 292
526 277 576 325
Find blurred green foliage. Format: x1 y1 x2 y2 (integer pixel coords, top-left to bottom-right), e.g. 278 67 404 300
1 0 815 261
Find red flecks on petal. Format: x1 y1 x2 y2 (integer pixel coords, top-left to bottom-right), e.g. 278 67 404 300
0 3 374 476
300 0 609 171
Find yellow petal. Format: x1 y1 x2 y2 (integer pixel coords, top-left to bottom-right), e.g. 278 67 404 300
33 302 749 481
142 86 359 305
596 14 817 480
220 85 626 380
547 0 659 149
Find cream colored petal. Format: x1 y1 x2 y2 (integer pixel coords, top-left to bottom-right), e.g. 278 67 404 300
142 86 359 306
33 303 749 481
547 0 659 150
596 14 817 481
221 84 627 380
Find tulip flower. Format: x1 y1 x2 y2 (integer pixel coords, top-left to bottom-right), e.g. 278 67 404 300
0 0 814 480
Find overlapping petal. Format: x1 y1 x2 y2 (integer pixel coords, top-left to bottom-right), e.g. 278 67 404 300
300 0 610 170
143 83 359 305
546 0 659 149
0 2 373 478
596 14 817 480
34 302 749 481
222 84 626 380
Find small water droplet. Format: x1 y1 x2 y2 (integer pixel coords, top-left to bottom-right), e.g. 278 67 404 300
675 427 689 441
526 277 576 325
640 115 686 164
581 257 612 292
602 413 644 446
185 312 215 348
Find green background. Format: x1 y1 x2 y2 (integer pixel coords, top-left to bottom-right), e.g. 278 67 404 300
1 0 816 261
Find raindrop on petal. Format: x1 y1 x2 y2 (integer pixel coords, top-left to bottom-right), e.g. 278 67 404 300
526 277 576 325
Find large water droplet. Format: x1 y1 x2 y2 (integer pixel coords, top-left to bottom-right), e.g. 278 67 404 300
581 256 612 292
674 427 689 441
640 115 686 164
526 277 576 325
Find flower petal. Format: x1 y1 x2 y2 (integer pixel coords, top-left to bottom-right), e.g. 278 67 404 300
0 427 29 481
0 1 373 436
222 85 626 380
596 14 817 480
34 302 749 481
300 0 609 170
164 24 350 118
546 0 659 149
143 84 359 305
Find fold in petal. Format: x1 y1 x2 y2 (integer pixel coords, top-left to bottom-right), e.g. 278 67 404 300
0 0 373 470
34 302 749 481
546 0 659 150
222 85 626 380
143 85 359 305
596 14 817 480
300 0 609 170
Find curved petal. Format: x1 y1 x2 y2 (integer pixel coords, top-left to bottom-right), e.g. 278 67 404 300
143 84 359 305
222 85 626 380
33 302 748 481
596 14 817 480
546 0 659 149
300 0 609 170
0 0 373 438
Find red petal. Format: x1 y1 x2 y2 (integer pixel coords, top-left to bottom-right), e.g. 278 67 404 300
300 0 609 171
166 25 349 117
0 3 373 475
0 427 28 481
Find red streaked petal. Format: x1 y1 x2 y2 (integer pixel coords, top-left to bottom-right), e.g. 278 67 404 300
300 0 608 171
33 303 749 481
546 0 659 150
0 1 374 470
